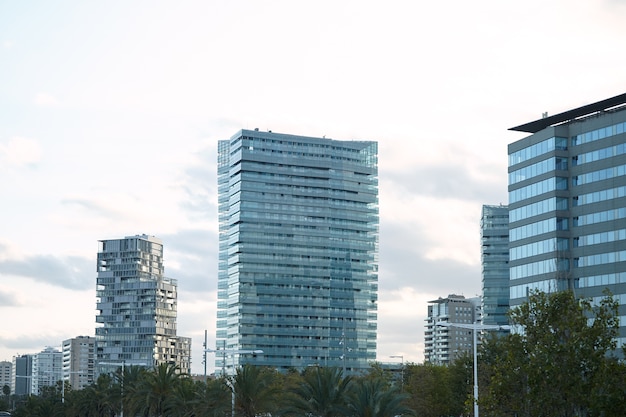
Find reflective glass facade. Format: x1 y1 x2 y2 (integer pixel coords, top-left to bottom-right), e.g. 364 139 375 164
480 205 510 328
216 130 378 374
508 99 626 349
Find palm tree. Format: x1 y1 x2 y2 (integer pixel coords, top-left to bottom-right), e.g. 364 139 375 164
131 362 182 417
192 377 232 417
232 364 278 417
163 375 197 417
71 373 117 417
348 378 414 417
284 367 353 417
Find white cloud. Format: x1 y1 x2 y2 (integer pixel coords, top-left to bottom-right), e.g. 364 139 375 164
0 137 43 167
34 92 61 107
2 40 13 48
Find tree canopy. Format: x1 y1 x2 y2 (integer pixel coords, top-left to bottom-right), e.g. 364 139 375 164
481 289 626 417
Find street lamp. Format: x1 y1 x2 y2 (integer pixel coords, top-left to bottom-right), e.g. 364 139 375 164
389 355 404 392
204 348 264 417
436 322 509 417
99 360 150 417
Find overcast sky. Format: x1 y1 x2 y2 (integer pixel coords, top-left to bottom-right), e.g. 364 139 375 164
1 0 625 375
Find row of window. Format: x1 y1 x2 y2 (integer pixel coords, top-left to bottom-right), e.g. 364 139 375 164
510 259 569 280
575 229 626 247
575 185 626 206
509 157 567 185
573 163 626 186
574 207 626 227
580 272 626 288
509 137 567 167
510 279 557 300
575 250 626 268
574 142 626 166
509 237 567 261
509 197 567 223
509 177 567 204
571 120 626 146
510 217 568 242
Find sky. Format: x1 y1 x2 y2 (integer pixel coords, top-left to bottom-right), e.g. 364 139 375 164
1 0 625 375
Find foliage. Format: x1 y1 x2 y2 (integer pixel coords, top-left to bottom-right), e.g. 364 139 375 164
8 362 412 417
481 289 626 417
232 364 279 417
348 377 414 417
283 366 353 417
404 360 469 417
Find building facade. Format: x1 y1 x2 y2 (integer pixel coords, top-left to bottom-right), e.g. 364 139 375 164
508 93 626 349
32 347 63 395
216 129 379 374
11 354 33 396
95 235 191 374
480 204 510 329
0 361 11 393
62 336 96 390
424 294 481 365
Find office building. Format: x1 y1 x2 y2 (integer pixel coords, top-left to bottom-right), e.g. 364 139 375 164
508 93 626 349
62 336 96 390
32 347 62 395
216 129 379 374
480 204 510 329
95 235 191 374
424 294 481 365
0 361 11 392
11 354 33 396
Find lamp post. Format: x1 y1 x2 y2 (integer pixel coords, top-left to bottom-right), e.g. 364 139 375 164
436 321 509 417
204 348 264 417
61 370 85 403
99 360 149 417
389 355 404 392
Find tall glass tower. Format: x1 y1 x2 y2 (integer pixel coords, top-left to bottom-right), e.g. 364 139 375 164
95 235 191 374
216 129 379 374
480 204 509 329
508 93 626 349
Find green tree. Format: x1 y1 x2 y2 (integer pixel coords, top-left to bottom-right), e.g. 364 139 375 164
284 366 353 417
67 373 116 417
192 377 231 417
348 377 414 417
232 364 278 417
404 362 468 417
481 289 625 417
130 362 182 417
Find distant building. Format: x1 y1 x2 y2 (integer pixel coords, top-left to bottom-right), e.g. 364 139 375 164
424 294 481 365
0 361 11 392
12 354 33 395
95 235 191 374
62 336 96 390
480 204 510 330
216 130 379 374
32 347 63 395
508 93 626 350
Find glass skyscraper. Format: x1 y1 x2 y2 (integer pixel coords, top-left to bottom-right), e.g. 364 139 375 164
216 129 378 374
480 204 510 329
508 93 626 349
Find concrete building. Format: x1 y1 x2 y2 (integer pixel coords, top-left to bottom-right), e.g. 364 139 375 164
508 92 626 350
480 204 510 330
32 347 62 395
216 129 379 374
424 294 481 365
62 336 96 390
0 361 11 392
95 235 191 374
